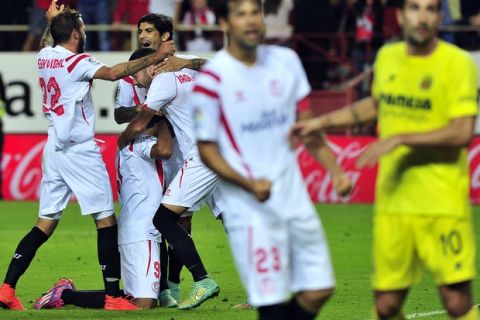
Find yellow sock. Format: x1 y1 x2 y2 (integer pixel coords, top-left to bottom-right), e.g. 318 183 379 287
456 306 480 320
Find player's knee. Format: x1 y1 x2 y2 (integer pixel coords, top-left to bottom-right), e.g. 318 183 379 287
94 212 117 228
178 216 192 234
297 288 334 311
132 298 156 309
153 205 180 232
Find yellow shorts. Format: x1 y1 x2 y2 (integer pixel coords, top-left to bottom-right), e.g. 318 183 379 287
372 213 476 291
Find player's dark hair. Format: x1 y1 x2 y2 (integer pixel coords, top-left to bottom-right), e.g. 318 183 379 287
50 8 83 46
129 47 156 61
217 0 263 20
138 13 173 41
398 0 441 10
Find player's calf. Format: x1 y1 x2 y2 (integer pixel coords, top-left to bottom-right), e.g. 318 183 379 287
440 281 475 318
288 289 333 320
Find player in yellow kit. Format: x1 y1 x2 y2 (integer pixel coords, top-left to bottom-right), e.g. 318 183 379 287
291 0 479 319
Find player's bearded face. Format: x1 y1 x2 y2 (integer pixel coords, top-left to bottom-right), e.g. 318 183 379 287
399 0 441 48
138 22 162 50
226 0 265 50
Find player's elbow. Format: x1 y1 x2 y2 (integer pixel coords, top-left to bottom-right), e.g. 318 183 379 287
113 109 123 124
154 143 173 159
131 121 147 136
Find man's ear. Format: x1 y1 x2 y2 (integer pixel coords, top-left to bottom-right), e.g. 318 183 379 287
72 29 80 41
161 32 171 41
147 65 156 77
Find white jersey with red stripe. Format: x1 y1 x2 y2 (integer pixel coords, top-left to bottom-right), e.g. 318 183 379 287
114 76 147 108
193 45 310 182
192 45 311 224
144 68 199 160
116 135 163 245
37 46 104 150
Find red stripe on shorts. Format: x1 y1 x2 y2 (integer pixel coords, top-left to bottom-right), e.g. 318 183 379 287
146 240 152 276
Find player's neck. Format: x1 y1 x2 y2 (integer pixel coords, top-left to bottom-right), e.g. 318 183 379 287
406 37 438 56
60 42 79 54
227 44 257 67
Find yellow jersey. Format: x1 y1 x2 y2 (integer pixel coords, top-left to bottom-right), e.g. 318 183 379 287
372 40 478 217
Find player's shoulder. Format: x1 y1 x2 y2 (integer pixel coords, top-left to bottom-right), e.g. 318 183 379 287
376 41 405 60
259 44 299 60
437 40 474 65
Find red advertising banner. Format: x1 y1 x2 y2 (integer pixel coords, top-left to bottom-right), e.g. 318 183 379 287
3 134 480 204
2 134 118 201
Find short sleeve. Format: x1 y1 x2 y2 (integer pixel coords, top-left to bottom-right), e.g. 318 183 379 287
288 48 311 102
447 53 478 119
144 73 177 112
115 77 141 108
191 69 221 142
67 54 104 81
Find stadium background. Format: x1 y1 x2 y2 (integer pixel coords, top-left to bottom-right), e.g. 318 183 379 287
1 1 480 319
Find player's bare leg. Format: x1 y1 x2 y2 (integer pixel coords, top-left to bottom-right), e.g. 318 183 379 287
93 214 139 310
153 203 219 309
439 281 478 319
0 217 58 310
374 289 408 319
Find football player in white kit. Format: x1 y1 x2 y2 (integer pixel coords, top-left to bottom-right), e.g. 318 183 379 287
193 1 335 319
114 13 211 308
118 44 221 309
0 0 175 311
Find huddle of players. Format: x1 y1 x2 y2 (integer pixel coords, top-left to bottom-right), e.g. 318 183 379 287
25 0 353 313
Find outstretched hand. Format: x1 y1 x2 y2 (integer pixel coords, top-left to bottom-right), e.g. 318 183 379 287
46 0 64 23
356 136 401 169
332 173 353 197
153 56 189 75
155 40 176 62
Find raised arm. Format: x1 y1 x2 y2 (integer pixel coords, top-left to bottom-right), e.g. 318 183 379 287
94 41 175 81
153 56 208 74
40 0 65 48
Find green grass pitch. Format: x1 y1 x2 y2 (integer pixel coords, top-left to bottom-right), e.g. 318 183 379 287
0 201 479 319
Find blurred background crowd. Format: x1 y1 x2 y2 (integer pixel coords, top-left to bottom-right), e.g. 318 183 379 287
1 0 480 90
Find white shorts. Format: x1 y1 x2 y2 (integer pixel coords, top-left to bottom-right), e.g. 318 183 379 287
39 139 114 219
162 156 218 211
226 209 335 307
119 240 161 299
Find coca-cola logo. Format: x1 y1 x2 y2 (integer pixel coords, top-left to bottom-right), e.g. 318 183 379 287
297 141 369 203
6 139 46 200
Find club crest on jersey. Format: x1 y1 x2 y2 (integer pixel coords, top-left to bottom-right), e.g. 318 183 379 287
235 90 246 103
420 75 432 90
270 79 283 97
